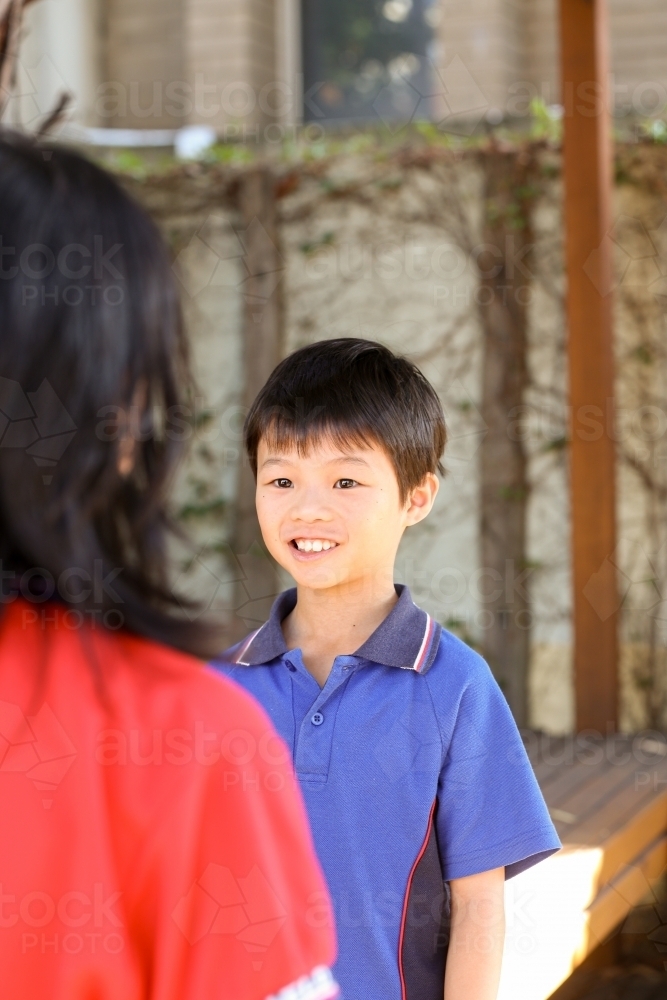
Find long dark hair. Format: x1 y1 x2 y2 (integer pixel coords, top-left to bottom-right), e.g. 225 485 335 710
0 131 222 657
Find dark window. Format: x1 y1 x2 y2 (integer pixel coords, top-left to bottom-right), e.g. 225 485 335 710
302 0 439 126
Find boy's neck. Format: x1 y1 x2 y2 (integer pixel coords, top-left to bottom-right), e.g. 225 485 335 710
281 578 399 688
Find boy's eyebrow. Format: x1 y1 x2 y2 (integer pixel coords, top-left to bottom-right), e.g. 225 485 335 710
259 453 373 469
324 455 371 467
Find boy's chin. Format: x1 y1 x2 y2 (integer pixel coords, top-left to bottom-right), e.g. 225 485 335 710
278 559 350 591
289 568 346 591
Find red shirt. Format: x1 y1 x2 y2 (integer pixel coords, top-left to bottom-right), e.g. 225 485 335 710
0 600 337 1000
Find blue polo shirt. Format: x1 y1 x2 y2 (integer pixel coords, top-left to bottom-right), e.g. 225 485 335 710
214 585 560 1000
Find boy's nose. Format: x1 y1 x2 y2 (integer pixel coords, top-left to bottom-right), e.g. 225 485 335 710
290 506 334 523
288 489 334 522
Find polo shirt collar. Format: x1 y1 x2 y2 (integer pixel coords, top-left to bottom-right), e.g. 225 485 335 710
234 584 441 675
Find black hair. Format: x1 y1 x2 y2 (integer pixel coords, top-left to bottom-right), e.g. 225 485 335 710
0 130 222 657
245 338 446 503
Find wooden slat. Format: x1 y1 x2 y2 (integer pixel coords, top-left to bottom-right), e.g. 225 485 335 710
591 788 667 888
566 765 667 845
532 736 667 835
586 833 667 950
554 756 646 828
531 734 667 878
542 756 616 811
527 735 633 791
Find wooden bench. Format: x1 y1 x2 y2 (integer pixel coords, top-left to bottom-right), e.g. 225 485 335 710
497 732 667 1000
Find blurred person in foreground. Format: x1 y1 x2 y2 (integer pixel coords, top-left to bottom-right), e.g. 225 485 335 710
0 131 338 1000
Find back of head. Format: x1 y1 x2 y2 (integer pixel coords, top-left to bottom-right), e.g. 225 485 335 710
0 131 218 656
244 338 447 503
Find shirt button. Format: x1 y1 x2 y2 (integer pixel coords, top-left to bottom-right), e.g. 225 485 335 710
311 712 324 726
285 660 296 672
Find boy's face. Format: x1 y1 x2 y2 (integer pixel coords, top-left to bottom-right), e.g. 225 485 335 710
255 436 438 594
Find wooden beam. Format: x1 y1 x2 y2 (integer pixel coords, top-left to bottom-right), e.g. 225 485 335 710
559 0 618 732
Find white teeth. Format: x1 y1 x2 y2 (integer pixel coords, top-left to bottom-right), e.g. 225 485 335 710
294 539 337 552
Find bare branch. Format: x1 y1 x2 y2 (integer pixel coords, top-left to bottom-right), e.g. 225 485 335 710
620 446 667 502
36 90 71 136
0 0 22 113
0 0 40 117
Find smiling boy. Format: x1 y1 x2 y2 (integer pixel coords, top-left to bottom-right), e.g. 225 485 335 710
215 339 560 1000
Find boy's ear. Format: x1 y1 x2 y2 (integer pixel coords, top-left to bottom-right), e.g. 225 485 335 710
405 473 439 526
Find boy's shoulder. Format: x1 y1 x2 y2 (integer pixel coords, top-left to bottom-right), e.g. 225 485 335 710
427 622 492 687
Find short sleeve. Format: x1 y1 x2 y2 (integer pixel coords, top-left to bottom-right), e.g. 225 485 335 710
146 674 339 1000
434 657 561 882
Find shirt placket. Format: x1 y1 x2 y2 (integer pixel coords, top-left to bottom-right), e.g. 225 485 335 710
288 654 354 784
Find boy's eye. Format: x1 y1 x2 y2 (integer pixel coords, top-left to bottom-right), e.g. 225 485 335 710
334 478 358 489
272 478 293 489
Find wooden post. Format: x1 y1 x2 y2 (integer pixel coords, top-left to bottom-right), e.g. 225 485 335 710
231 166 284 639
559 0 618 732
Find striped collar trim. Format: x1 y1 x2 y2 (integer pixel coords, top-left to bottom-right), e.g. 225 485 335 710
234 584 441 675
411 613 437 673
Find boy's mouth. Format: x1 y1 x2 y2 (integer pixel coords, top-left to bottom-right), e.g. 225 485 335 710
290 538 339 553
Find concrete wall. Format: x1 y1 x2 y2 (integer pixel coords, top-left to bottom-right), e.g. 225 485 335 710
277 153 579 732
126 146 667 736
124 176 247 619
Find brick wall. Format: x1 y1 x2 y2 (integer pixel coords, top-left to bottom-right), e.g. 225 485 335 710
437 0 667 123
610 0 667 117
436 0 527 120
184 0 277 131
518 0 667 118
103 0 185 128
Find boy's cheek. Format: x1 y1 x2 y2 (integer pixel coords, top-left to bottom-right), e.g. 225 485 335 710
254 511 282 557
255 497 278 532
257 521 283 556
